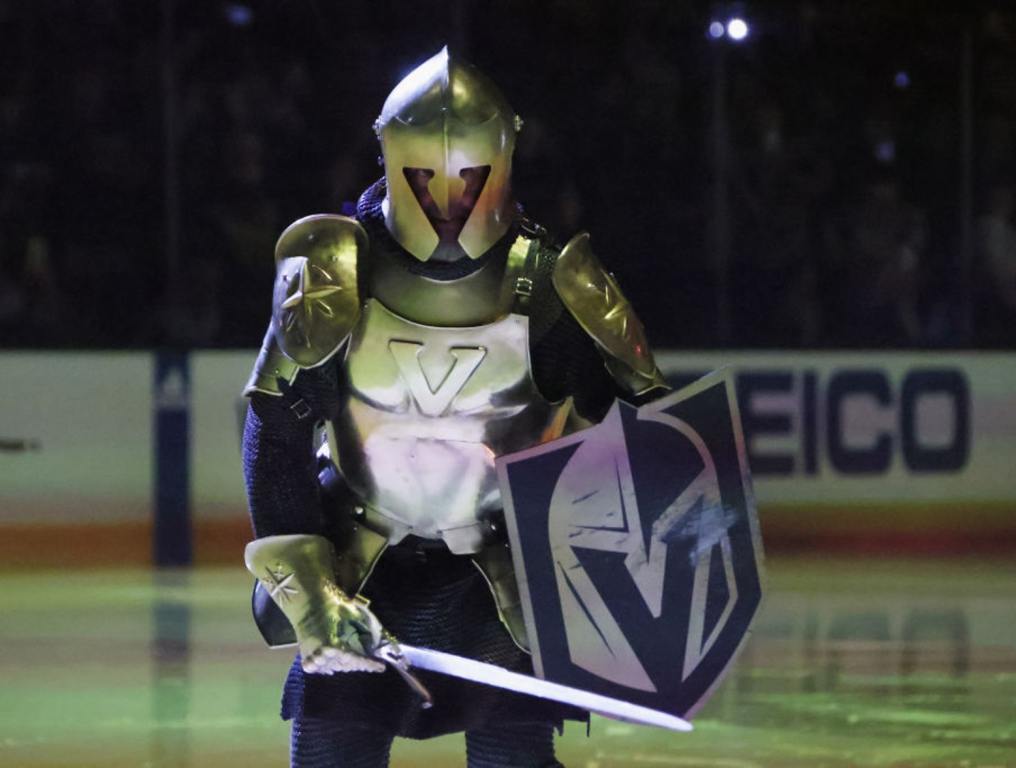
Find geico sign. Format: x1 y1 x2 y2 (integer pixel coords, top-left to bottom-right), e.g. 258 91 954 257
671 368 970 476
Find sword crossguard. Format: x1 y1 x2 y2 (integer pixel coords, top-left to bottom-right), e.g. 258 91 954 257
375 641 434 709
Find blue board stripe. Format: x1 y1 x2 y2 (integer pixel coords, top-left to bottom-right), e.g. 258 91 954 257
154 351 192 566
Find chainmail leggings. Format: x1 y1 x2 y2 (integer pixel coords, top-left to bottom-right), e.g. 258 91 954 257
291 715 562 768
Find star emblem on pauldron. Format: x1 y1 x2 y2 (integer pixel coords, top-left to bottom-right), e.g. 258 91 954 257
280 261 342 346
262 566 299 603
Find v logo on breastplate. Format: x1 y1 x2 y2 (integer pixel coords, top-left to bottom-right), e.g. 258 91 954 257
388 340 486 416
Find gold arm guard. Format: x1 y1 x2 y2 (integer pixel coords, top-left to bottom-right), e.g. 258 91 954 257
245 534 343 616
245 534 386 674
552 233 668 397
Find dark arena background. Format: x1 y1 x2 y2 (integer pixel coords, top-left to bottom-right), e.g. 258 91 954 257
2 1 1015 766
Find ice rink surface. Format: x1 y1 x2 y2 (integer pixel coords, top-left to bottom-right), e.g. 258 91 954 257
2 557 1014 767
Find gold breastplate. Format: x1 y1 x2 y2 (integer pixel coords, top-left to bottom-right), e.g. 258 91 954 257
328 297 569 554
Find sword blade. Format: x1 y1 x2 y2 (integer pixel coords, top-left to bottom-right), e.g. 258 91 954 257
397 643 693 733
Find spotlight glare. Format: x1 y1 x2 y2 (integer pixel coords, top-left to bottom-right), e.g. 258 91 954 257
894 71 911 89
708 21 725 39
726 17 750 42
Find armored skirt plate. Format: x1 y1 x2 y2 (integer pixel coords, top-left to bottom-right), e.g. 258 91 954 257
327 298 569 554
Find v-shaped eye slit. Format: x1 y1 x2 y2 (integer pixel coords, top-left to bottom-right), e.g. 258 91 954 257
402 165 492 245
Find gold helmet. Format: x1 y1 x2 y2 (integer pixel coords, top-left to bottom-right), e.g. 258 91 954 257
374 47 521 261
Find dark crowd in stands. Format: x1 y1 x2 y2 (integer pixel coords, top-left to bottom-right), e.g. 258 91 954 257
0 0 1014 350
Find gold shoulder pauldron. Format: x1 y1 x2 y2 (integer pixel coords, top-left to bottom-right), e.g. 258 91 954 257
552 232 668 398
244 215 366 396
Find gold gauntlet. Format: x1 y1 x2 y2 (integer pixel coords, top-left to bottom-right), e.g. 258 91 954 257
244 534 387 674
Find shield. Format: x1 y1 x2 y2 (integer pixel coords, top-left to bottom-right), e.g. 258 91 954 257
495 369 764 719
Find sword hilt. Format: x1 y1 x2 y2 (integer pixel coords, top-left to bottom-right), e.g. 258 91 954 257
375 641 433 709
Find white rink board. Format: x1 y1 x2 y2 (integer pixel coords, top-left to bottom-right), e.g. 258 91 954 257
2 351 1015 527
0 352 153 524
189 351 252 520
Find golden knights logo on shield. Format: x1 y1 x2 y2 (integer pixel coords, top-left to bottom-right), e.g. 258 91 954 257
496 369 764 719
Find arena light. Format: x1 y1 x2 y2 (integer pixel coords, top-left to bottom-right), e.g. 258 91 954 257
707 15 751 42
726 17 750 42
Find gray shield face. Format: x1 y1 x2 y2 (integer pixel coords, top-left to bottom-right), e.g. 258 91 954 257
496 370 764 719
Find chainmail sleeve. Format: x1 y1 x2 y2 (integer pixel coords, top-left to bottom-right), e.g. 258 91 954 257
530 304 618 422
242 360 342 538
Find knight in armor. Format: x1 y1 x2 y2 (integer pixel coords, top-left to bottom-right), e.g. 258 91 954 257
242 48 668 768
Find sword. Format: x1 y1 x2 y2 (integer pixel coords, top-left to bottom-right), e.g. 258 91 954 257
374 642 693 733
